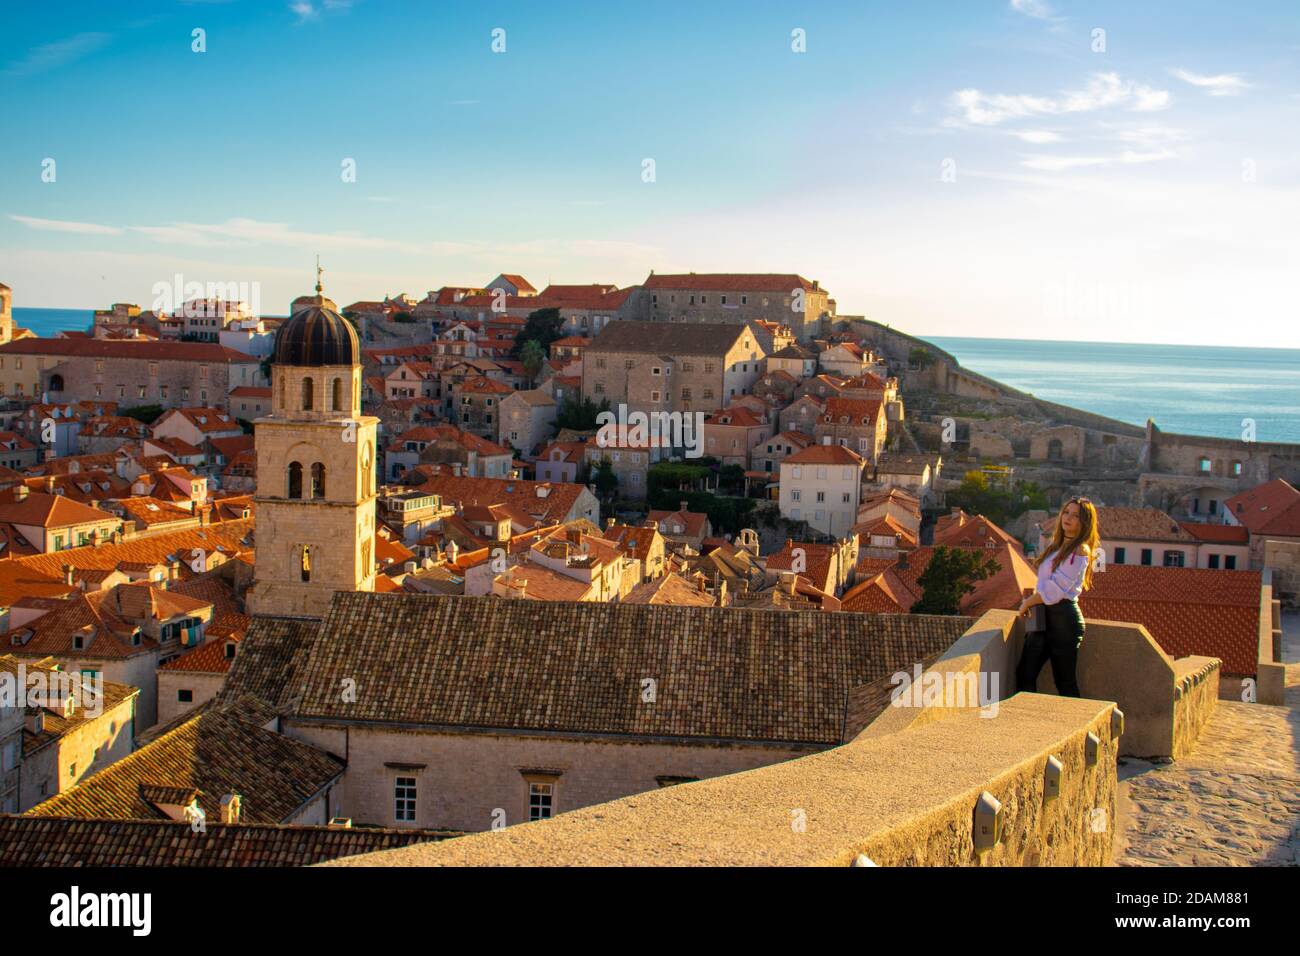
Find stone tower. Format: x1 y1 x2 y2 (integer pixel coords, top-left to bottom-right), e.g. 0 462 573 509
249 281 378 619
0 283 12 345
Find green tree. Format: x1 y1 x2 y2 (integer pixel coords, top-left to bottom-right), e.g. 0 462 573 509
519 339 546 385
909 346 936 369
592 458 618 499
947 471 1045 527
910 545 1000 615
510 308 565 358
556 396 610 432
120 404 165 425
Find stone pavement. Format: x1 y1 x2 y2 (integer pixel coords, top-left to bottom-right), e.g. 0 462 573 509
1114 612 1300 866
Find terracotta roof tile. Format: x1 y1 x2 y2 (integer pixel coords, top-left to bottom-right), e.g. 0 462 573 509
25 702 344 824
0 816 457 866
266 592 971 747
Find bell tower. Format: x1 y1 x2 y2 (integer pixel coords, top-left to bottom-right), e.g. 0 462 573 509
249 272 378 619
0 283 13 346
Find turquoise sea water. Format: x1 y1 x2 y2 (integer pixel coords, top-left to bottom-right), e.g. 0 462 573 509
926 336 1300 444
13 308 94 337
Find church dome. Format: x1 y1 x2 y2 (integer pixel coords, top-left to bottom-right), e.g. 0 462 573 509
273 294 359 367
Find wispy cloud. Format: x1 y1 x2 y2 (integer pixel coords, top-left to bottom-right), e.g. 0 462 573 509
2 32 110 77
290 0 353 23
9 214 122 235
949 73 1170 127
1010 0 1054 18
10 214 657 263
1170 68 1251 96
1009 129 1063 144
1020 149 1176 172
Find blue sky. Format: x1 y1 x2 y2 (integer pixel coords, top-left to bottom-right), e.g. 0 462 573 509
2 0 1298 345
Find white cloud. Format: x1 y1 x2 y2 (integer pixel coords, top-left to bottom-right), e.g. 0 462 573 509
1020 149 1176 172
1010 129 1063 144
290 2 318 22
2 32 110 77
1010 0 1055 20
9 214 123 235
950 73 1170 126
1170 68 1251 96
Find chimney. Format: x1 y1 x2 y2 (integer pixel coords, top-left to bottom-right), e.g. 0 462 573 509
25 709 44 735
781 570 798 595
446 540 459 564
168 559 179 584
15 485 28 501
220 793 242 825
89 529 100 548
44 476 55 494
62 564 74 587
606 516 617 529
403 560 417 574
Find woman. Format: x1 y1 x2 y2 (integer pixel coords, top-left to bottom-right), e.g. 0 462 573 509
1016 496 1099 698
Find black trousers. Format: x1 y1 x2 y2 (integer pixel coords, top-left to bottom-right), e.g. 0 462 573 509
1018 599 1085 697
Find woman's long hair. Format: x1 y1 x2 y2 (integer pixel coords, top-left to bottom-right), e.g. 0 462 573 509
1036 497 1100 590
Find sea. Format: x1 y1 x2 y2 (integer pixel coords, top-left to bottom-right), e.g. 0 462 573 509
14 307 94 338
928 336 1300 445
11 311 1299 444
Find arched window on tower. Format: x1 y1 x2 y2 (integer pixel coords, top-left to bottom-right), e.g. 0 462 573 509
287 461 303 499
300 544 312 583
311 462 325 499
279 374 286 409
302 376 314 411
361 443 373 497
331 377 342 411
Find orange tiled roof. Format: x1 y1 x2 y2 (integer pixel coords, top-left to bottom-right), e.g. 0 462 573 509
1224 479 1300 537
623 573 715 606
1079 565 1263 676
783 443 865 466
822 396 882 425
0 491 115 529
17 518 252 581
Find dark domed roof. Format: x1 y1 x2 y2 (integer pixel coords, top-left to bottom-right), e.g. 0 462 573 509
273 296 360 367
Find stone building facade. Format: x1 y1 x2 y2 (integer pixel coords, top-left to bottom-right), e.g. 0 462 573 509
0 338 264 408
631 273 833 343
498 389 557 456
582 320 764 417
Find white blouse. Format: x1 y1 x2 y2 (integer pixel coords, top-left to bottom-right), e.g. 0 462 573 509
1036 547 1089 605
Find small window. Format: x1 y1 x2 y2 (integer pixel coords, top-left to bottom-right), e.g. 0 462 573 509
528 781 554 821
395 776 417 822
178 689 193 703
